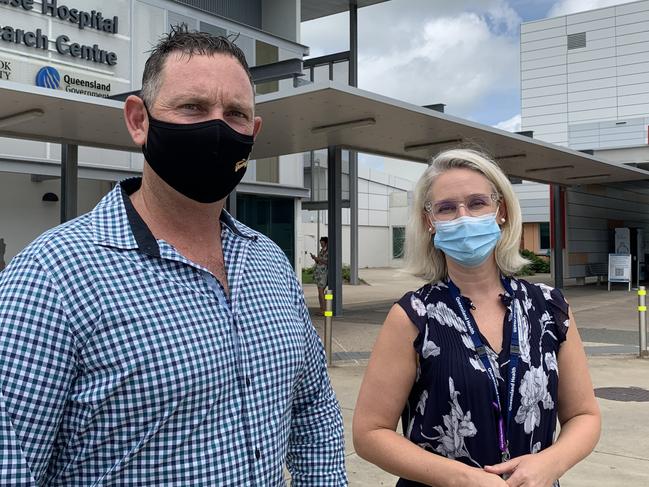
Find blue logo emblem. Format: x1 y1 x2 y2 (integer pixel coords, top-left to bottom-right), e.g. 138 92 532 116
35 66 61 89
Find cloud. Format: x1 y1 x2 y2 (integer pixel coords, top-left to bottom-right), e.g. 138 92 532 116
358 12 520 115
494 113 521 132
301 0 522 118
548 0 635 16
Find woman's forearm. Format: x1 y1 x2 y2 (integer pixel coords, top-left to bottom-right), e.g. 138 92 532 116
538 412 601 479
355 427 478 487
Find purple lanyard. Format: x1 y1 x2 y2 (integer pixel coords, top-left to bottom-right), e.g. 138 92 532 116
447 277 520 463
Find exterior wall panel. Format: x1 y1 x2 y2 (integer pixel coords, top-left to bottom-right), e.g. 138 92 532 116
525 132 568 145
522 104 567 118
618 72 649 85
617 62 649 76
522 17 566 33
567 66 616 82
566 17 615 34
568 107 617 122
569 97 617 111
616 30 649 45
521 46 568 61
619 92 649 106
567 46 615 63
567 7 615 24
586 27 615 41
568 86 616 102
522 84 567 99
617 9 649 25
617 50 649 65
616 22 649 36
567 57 616 73
522 64 567 80
616 41 649 56
522 26 567 43
523 95 567 109
522 74 567 90
616 0 649 15
523 112 569 126
521 36 566 52
619 103 649 117
170 0 262 28
522 55 566 71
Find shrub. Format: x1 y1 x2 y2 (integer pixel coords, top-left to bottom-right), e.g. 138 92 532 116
301 264 356 284
302 265 315 284
518 249 551 275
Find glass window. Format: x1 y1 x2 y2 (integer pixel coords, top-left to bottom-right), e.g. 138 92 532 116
237 195 294 264
168 12 197 31
231 33 255 66
539 222 550 250
393 226 406 258
200 22 226 37
256 157 279 183
255 40 279 94
333 61 349 84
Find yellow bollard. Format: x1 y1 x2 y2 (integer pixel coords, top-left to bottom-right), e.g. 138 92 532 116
638 287 648 358
324 292 333 366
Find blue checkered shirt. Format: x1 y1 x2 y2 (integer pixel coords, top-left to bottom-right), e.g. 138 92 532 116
0 179 347 486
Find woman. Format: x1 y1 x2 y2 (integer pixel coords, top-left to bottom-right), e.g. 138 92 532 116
311 236 329 313
353 149 600 487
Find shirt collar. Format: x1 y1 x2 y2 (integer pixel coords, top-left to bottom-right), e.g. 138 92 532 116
92 177 256 257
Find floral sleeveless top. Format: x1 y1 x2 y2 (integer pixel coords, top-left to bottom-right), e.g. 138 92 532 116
395 277 569 487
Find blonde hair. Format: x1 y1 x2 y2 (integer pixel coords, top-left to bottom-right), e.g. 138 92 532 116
404 148 529 282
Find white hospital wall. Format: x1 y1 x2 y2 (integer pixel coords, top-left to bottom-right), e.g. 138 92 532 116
0 172 113 263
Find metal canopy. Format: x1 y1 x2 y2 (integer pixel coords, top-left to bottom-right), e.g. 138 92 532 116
2 79 649 186
253 82 649 185
0 80 138 153
301 0 389 22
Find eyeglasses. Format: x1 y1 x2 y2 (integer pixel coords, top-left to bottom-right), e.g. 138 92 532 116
424 192 500 221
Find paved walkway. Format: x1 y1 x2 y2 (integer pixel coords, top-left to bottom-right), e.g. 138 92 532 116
305 268 649 486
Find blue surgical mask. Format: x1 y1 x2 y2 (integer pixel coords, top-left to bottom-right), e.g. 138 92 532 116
433 213 501 267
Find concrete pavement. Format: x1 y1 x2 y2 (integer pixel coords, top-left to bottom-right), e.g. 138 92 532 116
306 268 649 486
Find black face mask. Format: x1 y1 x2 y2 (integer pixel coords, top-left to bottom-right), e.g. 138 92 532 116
142 109 255 203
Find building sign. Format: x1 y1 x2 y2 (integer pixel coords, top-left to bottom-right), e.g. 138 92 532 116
35 65 111 97
608 253 632 291
0 0 119 65
35 65 59 88
0 58 11 79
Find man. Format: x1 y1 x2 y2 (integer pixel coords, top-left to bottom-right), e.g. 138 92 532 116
0 29 347 485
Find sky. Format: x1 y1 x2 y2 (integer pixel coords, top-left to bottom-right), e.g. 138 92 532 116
301 0 639 143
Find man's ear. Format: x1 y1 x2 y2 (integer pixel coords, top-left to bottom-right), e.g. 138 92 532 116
124 95 148 147
252 115 263 140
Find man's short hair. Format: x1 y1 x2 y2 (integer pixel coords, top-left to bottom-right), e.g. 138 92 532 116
320 237 328 244
140 25 254 107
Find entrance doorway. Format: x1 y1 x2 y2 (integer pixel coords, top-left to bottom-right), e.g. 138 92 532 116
237 194 295 265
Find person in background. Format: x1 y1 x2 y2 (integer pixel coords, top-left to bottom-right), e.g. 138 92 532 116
0 27 346 486
311 236 329 313
353 148 600 487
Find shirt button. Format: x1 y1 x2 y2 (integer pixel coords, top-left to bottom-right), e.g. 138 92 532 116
246 377 251 386
255 448 261 460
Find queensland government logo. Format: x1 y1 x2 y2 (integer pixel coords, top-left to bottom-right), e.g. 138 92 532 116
36 66 61 89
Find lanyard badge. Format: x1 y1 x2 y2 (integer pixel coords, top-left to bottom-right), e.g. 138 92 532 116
447 277 520 468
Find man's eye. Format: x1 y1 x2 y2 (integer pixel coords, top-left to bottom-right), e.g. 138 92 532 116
181 104 200 111
227 111 246 118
